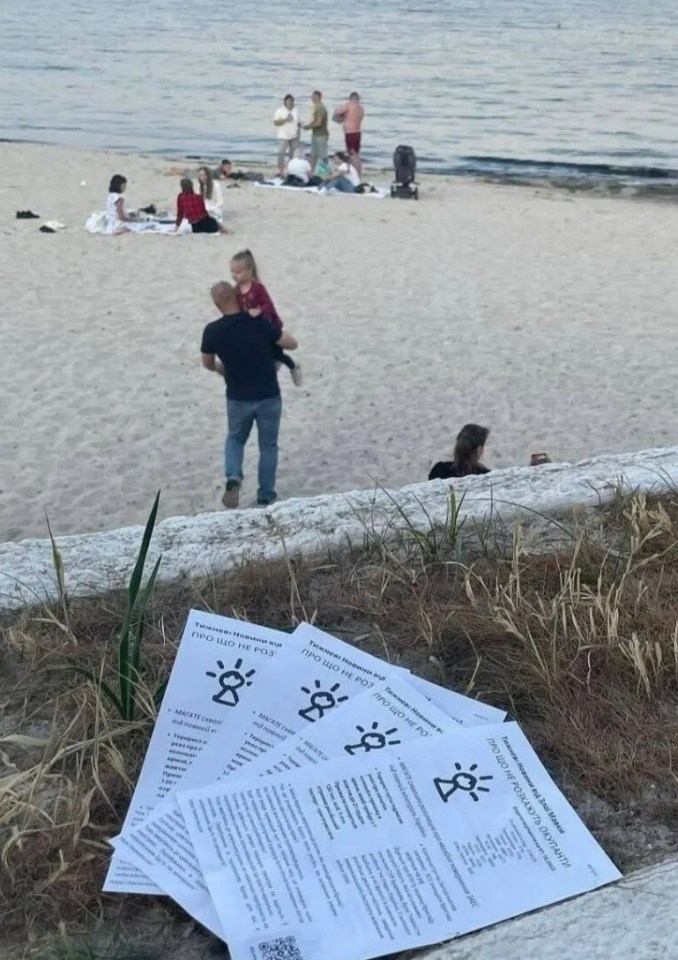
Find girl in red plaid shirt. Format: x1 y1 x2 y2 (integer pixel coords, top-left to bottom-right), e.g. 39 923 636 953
230 249 302 386
175 178 230 234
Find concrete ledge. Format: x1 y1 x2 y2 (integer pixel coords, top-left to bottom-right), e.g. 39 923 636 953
422 858 678 960
1 446 678 615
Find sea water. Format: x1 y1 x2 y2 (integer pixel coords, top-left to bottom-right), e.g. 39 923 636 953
1 0 677 185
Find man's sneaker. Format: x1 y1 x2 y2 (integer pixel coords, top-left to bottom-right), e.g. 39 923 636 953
256 494 278 508
222 479 240 509
290 364 303 387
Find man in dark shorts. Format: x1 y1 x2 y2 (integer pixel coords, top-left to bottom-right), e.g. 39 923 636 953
334 91 365 176
201 282 298 508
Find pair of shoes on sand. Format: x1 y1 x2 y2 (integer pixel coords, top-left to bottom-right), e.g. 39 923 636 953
16 210 40 219
221 480 277 511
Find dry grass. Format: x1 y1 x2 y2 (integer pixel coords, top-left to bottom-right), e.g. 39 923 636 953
2 489 678 956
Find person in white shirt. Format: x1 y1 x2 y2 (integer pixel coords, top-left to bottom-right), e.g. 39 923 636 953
273 94 301 176
195 166 224 220
285 149 312 185
324 151 361 193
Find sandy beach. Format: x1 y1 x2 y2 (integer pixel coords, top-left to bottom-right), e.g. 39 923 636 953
1 141 677 542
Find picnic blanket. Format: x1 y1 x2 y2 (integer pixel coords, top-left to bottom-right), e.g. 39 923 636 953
84 212 191 235
255 178 389 198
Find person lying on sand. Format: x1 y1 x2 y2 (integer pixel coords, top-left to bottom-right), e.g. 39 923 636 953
216 159 265 182
165 159 265 182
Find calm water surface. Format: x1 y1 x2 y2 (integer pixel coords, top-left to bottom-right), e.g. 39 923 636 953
1 0 677 182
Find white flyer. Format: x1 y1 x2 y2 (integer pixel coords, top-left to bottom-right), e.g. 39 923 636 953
104 610 291 893
406 674 505 725
109 622 407 921
114 675 475 935
180 722 621 960
237 676 497 777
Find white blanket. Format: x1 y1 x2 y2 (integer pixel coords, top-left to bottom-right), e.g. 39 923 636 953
84 212 191 235
255 178 389 198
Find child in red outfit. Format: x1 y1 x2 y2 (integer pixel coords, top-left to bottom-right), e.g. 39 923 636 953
230 249 302 387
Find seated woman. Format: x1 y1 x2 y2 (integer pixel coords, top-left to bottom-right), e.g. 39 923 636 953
196 166 224 220
429 424 490 480
105 174 157 234
175 178 230 234
323 152 361 193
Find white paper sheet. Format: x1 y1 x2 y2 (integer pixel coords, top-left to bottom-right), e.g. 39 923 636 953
114 674 474 934
209 675 470 777
108 617 503 908
406 674 505 725
103 610 291 893
181 722 621 960
110 624 407 914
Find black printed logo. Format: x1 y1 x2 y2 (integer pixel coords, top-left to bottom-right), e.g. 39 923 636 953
298 680 349 722
205 658 256 706
434 763 493 803
344 722 401 755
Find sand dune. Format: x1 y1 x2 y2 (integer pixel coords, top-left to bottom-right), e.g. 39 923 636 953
1 142 677 542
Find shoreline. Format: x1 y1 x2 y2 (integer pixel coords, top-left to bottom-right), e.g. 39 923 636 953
2 136 678 199
2 140 678 543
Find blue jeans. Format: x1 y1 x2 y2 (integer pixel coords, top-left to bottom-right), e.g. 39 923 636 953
225 395 282 503
328 176 356 193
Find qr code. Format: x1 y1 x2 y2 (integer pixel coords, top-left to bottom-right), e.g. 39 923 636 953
259 935 303 960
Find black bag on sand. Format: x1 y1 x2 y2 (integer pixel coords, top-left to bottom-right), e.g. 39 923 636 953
391 145 419 199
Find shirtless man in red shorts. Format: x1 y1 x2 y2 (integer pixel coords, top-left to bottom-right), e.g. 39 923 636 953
334 91 365 177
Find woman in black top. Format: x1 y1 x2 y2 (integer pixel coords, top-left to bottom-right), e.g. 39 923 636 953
429 424 490 481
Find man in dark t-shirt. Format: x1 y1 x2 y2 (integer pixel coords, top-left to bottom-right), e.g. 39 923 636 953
201 282 298 509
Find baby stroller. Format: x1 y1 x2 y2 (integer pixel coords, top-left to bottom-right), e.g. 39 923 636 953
391 145 419 199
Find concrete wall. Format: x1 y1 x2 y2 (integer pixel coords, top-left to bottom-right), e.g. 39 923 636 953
424 858 677 960
2 445 678 616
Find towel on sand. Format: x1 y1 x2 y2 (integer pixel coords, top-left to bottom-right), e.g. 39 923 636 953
84 212 190 235
255 179 389 198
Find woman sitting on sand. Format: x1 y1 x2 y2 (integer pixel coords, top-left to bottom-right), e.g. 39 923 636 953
105 174 155 234
323 152 361 193
196 166 224 220
429 424 491 480
175 178 229 234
